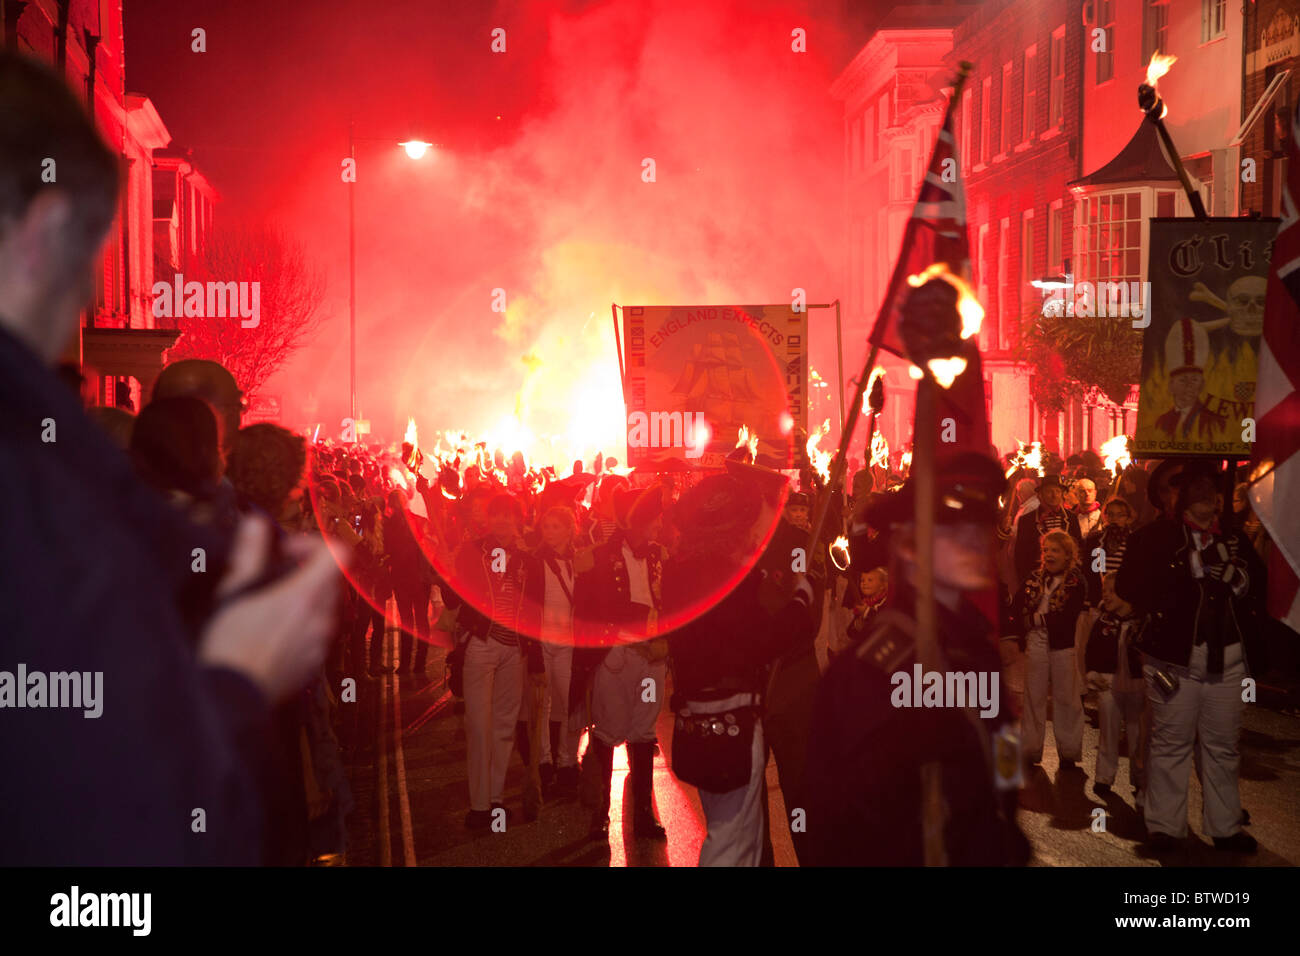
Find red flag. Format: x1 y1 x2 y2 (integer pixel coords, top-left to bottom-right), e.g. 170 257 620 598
868 85 991 459
1249 101 1300 635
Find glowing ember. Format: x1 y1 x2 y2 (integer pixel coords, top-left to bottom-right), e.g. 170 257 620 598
867 365 886 395
736 425 758 464
1145 51 1176 87
829 535 851 572
901 450 913 472
870 430 890 469
1101 434 1132 473
805 418 832 484
1005 439 1045 478
404 417 418 446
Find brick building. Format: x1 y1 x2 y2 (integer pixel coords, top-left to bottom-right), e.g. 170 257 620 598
1 0 216 408
1240 0 1300 217
947 0 1085 457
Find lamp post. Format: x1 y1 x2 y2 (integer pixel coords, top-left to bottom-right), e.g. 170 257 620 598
346 119 433 424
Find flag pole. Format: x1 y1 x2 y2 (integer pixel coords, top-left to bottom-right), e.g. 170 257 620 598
805 62 973 561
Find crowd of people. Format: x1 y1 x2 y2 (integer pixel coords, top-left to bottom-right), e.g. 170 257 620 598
3 50 1295 868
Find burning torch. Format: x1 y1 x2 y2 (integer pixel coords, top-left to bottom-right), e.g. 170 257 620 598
1138 53 1207 220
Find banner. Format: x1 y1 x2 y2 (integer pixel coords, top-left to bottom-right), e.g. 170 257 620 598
1134 218 1274 458
620 304 807 469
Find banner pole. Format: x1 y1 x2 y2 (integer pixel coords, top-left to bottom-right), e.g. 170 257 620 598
834 299 846 434
611 303 626 402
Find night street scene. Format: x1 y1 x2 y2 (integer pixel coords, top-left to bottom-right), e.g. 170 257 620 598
2 0 1299 937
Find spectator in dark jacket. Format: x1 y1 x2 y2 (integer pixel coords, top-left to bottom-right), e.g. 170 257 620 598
0 50 341 865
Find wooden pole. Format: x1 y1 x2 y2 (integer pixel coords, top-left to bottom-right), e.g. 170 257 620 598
913 373 947 867
834 299 846 434
806 342 879 557
611 304 626 402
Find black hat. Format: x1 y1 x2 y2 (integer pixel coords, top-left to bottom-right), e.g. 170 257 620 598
866 452 1005 527
613 486 664 531
724 457 789 504
1036 473 1067 492
785 491 811 509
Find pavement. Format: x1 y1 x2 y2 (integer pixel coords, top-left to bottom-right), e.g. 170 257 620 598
340 617 1299 867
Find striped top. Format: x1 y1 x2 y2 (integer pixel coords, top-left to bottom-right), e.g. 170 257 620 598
486 562 520 646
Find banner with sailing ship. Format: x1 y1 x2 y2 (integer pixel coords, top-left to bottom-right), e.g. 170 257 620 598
620 304 808 469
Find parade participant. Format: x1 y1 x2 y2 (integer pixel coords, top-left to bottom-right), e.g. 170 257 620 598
1116 471 1265 853
1013 474 1082 586
572 486 668 839
386 488 434 676
663 474 817 866
802 452 1029 866
1082 496 1134 606
783 490 812 531
1013 530 1087 770
844 567 889 646
444 492 544 828
731 456 824 864
533 505 580 794
1070 477 1102 539
1083 573 1145 798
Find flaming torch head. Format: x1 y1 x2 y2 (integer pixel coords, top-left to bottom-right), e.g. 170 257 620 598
1139 52 1176 121
1101 434 1132 475
867 366 887 415
829 535 851 572
805 419 832 485
902 265 983 388
736 425 759 465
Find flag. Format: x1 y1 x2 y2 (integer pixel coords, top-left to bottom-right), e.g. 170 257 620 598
1249 101 1300 635
867 72 996 628
867 78 991 459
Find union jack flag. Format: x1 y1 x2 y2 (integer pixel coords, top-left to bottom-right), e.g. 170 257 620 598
1249 98 1300 634
866 76 991 460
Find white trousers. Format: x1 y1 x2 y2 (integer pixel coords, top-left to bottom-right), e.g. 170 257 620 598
591 646 665 747
1023 630 1083 763
463 637 523 811
540 642 576 768
1088 672 1146 787
689 694 766 867
1143 642 1245 840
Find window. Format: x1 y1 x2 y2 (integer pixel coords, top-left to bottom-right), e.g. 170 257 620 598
1078 190 1143 285
1021 208 1036 289
976 223 991 350
850 116 861 172
961 90 972 172
877 91 889 143
1050 27 1066 128
1048 200 1065 274
1000 62 1013 156
980 76 992 165
1156 190 1176 217
1022 46 1037 143
1096 0 1115 84
1201 0 1227 44
998 217 1010 349
1143 0 1170 62
893 145 914 200
865 104 875 166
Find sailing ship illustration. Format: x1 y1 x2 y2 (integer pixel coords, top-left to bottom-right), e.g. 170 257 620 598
669 331 779 455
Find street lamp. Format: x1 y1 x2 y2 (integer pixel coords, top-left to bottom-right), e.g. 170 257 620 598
347 120 433 424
